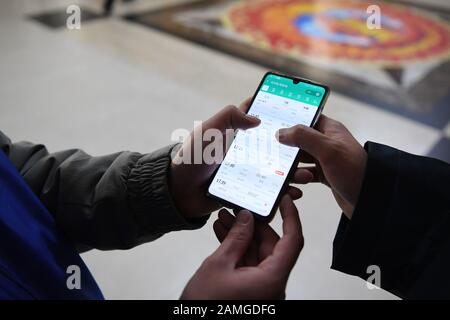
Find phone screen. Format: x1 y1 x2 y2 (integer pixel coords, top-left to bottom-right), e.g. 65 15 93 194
208 73 327 217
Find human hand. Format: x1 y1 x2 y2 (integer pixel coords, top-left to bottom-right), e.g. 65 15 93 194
170 99 304 219
180 195 303 299
277 115 367 219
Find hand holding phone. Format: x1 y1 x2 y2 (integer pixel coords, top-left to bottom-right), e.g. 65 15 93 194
277 115 367 219
207 72 329 220
169 96 306 220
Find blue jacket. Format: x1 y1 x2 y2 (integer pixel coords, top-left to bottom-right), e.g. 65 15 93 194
0 150 103 299
0 130 204 299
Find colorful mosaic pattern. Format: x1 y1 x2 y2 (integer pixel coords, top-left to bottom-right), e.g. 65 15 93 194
124 0 450 132
223 0 450 66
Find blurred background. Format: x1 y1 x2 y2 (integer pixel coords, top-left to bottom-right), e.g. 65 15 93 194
0 0 449 299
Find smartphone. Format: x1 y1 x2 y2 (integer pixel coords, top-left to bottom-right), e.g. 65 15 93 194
207 72 329 221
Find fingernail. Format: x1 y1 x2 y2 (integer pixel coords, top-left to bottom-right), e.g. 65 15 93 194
246 115 260 123
237 210 251 224
277 129 286 141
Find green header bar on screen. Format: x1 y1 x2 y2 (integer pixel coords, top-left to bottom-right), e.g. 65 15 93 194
261 74 325 107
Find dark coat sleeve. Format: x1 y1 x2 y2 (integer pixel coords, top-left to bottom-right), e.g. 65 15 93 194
0 131 207 252
331 141 450 299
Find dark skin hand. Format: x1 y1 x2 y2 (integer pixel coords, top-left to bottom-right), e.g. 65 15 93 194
278 115 368 219
169 98 310 219
181 194 303 300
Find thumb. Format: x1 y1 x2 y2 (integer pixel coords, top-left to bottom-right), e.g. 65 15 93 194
276 124 330 162
204 105 260 133
213 210 254 267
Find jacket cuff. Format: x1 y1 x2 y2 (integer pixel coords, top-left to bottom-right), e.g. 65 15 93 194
127 144 208 238
331 142 400 277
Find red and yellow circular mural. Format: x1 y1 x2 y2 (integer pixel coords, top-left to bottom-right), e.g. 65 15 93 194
222 0 450 66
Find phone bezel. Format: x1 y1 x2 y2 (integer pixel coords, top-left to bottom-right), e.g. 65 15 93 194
206 71 330 222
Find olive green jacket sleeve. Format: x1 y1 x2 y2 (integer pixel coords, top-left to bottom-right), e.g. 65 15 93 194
0 131 207 252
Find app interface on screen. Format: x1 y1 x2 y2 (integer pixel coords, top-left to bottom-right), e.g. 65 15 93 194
209 74 326 216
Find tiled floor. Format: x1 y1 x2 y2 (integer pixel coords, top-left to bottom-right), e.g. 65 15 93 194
0 0 448 299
